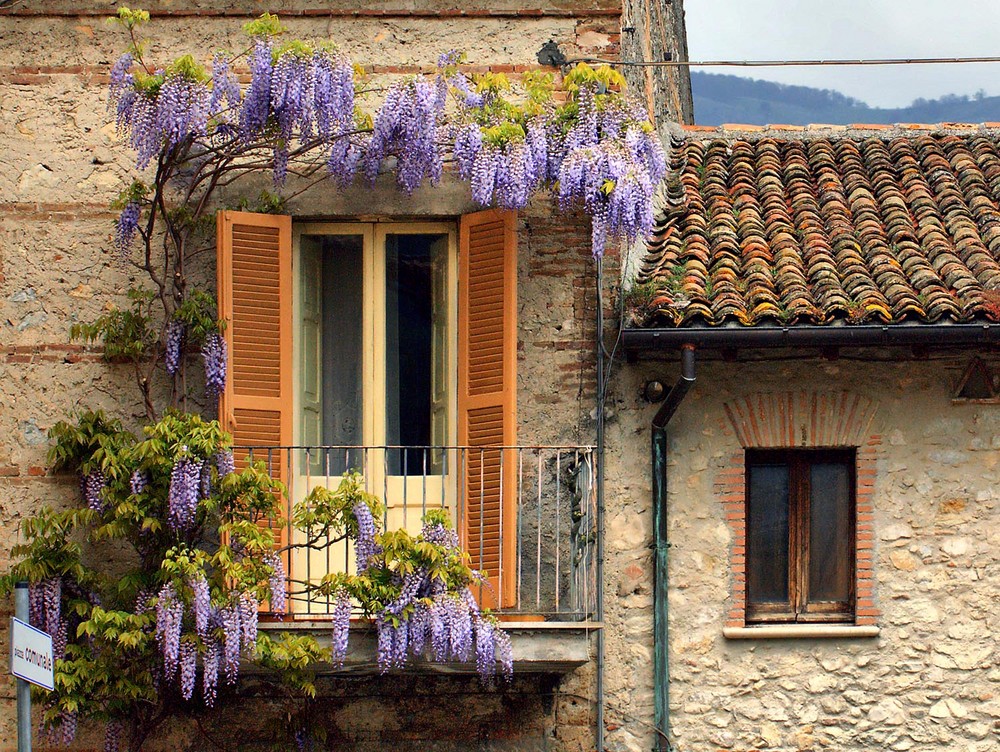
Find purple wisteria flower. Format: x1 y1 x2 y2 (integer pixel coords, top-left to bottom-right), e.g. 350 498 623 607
363 79 445 193
168 456 201 531
421 521 459 548
474 617 496 679
81 469 107 513
164 320 184 376
51 619 68 662
114 201 141 257
214 449 235 477
156 74 211 150
189 574 211 639
179 639 197 700
239 40 273 140
331 590 352 667
386 570 425 617
262 552 287 613
155 582 184 677
353 501 378 574
239 591 259 654
495 627 514 681
202 332 227 400
104 719 124 752
209 53 241 118
221 601 242 684
202 638 220 706
375 617 399 673
408 602 429 655
130 469 148 496
40 577 61 635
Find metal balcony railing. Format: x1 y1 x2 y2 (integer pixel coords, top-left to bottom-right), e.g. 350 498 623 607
237 445 598 622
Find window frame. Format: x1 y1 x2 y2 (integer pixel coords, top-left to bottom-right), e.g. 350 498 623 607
745 448 857 625
291 220 459 455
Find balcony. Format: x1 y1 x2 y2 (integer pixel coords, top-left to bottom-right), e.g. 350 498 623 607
238 444 600 675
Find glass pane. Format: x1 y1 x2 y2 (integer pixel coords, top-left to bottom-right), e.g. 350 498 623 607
747 463 790 604
312 234 364 475
809 462 852 602
385 233 448 475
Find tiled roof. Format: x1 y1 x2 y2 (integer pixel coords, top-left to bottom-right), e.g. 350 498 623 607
633 124 1000 329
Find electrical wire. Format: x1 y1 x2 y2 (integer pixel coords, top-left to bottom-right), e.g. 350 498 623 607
569 55 1000 68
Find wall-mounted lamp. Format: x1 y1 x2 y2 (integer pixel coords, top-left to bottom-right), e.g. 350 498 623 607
643 380 667 403
537 40 567 68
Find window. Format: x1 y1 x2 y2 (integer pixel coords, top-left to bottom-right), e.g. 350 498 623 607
294 223 454 478
745 449 855 623
216 209 518 612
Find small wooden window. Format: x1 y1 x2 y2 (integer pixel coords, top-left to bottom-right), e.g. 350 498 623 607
746 449 855 624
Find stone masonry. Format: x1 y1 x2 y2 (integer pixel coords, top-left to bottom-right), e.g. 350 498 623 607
603 351 1000 751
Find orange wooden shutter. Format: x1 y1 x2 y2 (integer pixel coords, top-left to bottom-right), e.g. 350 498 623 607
458 210 517 610
217 210 293 613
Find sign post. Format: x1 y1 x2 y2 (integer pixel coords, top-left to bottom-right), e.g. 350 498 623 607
11 581 54 752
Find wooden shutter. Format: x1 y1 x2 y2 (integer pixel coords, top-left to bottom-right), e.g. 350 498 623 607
458 210 517 610
217 210 292 614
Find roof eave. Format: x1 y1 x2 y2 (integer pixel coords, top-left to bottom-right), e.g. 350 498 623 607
621 323 1000 351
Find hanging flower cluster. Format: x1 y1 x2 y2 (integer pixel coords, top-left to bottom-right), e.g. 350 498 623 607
29 578 68 659
81 468 108 513
106 11 666 259
163 320 184 376
201 332 227 400
161 291 229 403
329 510 513 681
167 455 201 531
153 570 269 706
363 78 446 193
241 39 357 185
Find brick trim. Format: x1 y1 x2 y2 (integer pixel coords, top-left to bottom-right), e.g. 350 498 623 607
723 391 878 448
719 392 882 629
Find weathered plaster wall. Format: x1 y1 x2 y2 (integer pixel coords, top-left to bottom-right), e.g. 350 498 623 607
0 4 617 750
603 352 1000 752
621 0 693 124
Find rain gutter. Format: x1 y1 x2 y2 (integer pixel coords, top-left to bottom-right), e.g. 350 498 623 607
651 344 696 752
622 322 1000 351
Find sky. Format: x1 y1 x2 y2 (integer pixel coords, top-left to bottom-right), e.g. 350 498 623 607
684 0 1000 108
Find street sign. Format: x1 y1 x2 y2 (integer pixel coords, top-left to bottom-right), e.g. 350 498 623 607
8 618 54 691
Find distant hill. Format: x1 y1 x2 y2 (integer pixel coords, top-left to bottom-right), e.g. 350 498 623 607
691 71 1000 126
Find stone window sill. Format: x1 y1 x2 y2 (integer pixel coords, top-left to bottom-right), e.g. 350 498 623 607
723 624 880 640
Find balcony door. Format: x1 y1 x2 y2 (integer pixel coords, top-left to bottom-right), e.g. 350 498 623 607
218 209 518 616
293 223 457 602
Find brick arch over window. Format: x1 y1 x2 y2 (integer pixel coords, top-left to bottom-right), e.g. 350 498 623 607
723 391 878 448
717 391 882 630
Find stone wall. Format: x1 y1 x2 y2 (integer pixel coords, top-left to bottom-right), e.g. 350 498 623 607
620 0 693 125
602 350 1000 752
0 3 619 750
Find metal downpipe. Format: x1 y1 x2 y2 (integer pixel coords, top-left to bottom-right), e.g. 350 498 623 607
651 345 696 752
595 257 607 751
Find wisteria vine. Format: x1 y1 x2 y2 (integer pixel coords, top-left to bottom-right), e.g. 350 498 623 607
109 26 663 258
12 410 512 750
86 9 665 422
0 8 665 749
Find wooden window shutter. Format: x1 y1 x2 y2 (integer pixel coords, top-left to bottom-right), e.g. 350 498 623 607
217 210 293 613
458 209 517 610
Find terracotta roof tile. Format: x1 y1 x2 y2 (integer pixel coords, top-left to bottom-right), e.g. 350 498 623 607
633 132 1000 328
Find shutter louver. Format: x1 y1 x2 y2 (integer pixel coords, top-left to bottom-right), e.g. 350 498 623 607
217 210 293 614
458 210 517 610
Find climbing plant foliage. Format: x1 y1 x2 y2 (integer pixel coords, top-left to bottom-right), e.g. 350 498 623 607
4 7 666 751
